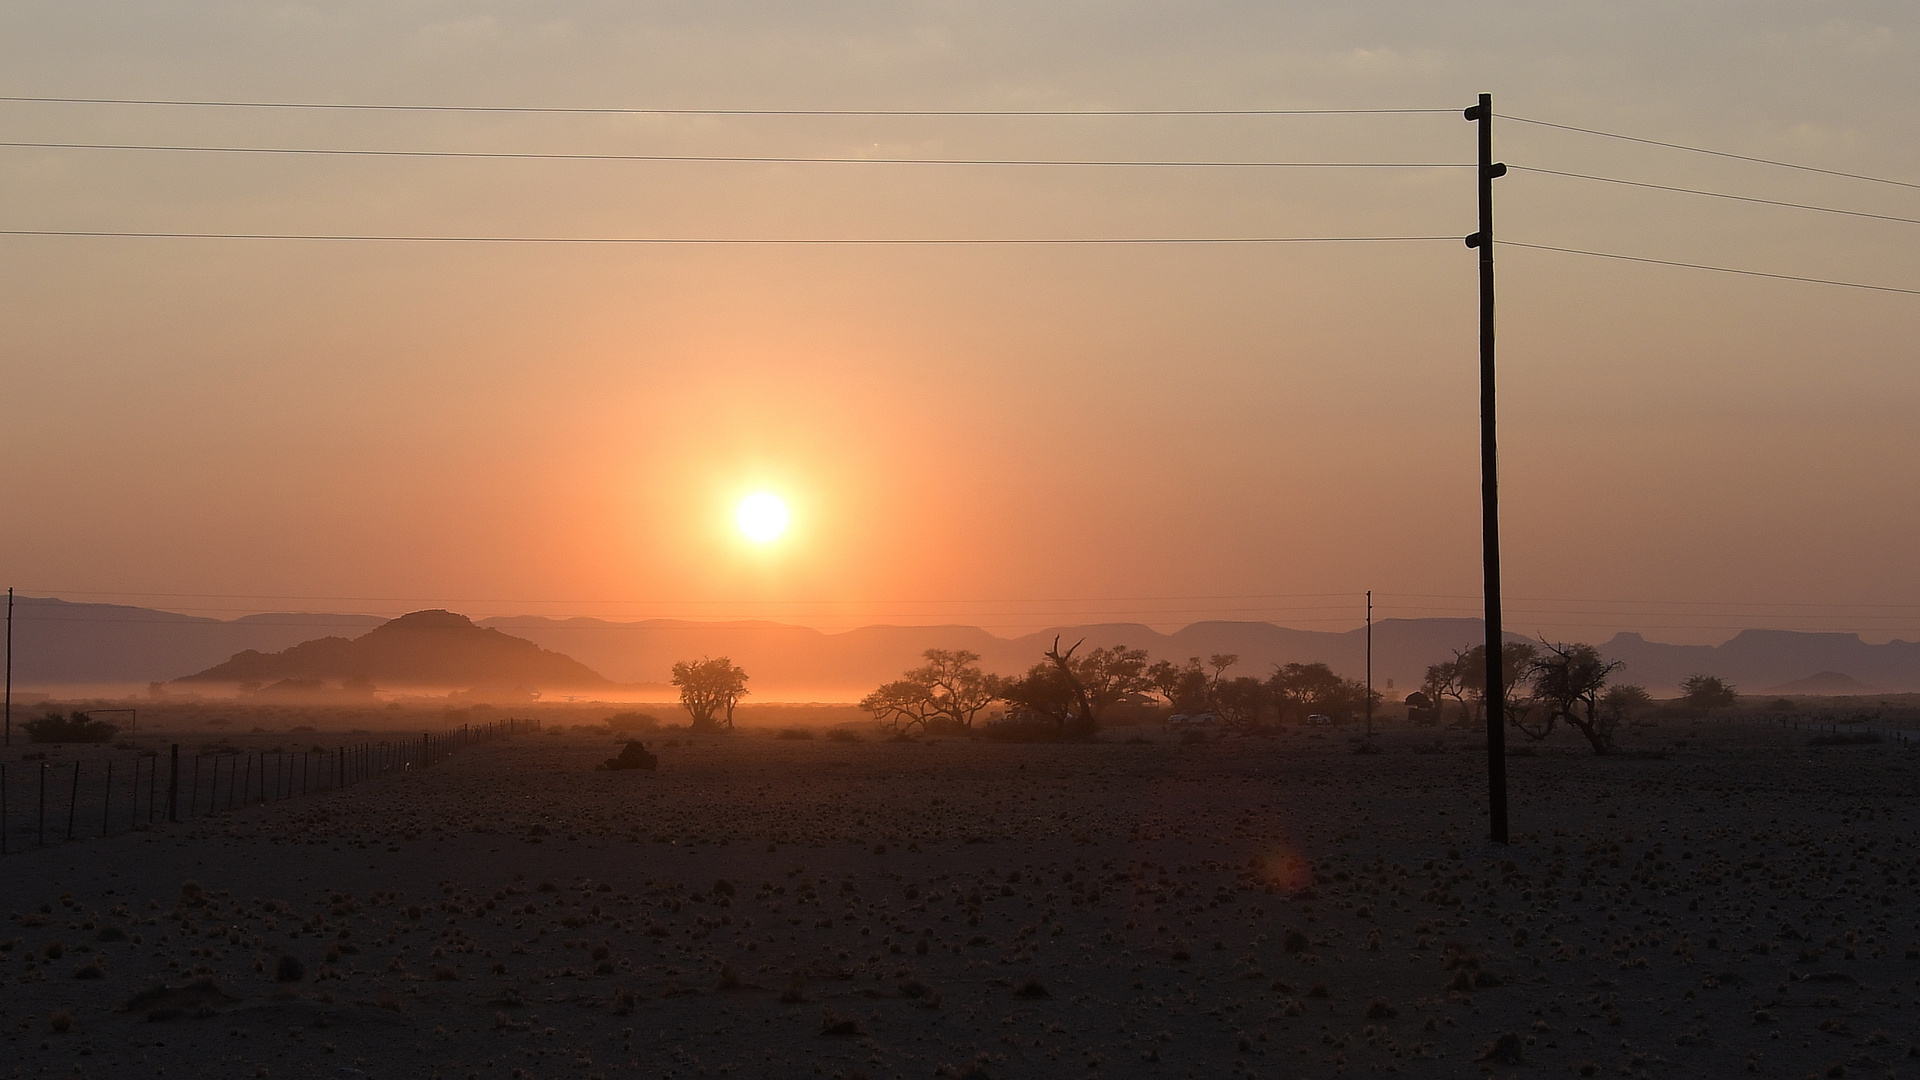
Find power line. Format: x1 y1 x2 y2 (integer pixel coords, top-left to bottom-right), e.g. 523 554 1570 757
0 140 1468 169
11 613 1915 638
1510 165 1920 226
1389 591 1920 610
28 587 1920 610
0 230 1457 246
0 95 1453 117
1503 241 1920 296
1506 114 1920 192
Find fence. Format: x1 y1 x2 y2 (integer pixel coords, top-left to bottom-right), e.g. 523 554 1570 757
0 717 539 855
1769 714 1918 747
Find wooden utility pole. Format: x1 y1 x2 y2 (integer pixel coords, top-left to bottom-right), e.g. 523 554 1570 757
1365 591 1373 738
5 587 11 747
1465 93 1510 844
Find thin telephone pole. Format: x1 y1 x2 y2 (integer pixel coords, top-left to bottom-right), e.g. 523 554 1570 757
1365 590 1373 738
1465 93 1510 844
5 587 12 747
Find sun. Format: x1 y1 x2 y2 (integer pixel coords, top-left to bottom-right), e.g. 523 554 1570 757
735 492 789 543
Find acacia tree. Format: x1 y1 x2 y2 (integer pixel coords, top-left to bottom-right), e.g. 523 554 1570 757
1073 644 1155 719
999 638 1152 736
671 657 749 731
860 649 1000 734
1602 684 1653 727
1457 642 1538 723
997 662 1080 731
1147 658 1211 714
1267 662 1345 724
1679 674 1738 717
859 679 940 733
1212 676 1270 728
1526 641 1624 754
1421 655 1472 724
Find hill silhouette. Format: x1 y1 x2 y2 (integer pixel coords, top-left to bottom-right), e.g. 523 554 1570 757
178 609 612 690
1765 670 1878 695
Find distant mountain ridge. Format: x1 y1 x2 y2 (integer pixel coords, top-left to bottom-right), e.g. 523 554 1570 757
3 595 384 685
5 595 1917 699
177 609 612 689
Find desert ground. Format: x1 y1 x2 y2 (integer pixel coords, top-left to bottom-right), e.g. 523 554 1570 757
0 718 1915 1080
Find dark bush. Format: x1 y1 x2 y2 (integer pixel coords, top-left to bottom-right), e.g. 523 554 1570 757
601 741 659 771
24 712 118 744
606 711 660 733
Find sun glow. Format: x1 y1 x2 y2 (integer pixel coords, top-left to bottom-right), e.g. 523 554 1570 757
735 492 790 543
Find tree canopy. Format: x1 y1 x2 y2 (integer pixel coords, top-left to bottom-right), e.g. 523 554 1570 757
1679 674 1738 716
860 649 1000 734
1524 641 1625 754
671 657 749 731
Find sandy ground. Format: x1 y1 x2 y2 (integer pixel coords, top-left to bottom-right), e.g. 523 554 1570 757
0 722 1915 1080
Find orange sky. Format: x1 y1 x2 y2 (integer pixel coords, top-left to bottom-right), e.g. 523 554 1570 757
1 4 1916 644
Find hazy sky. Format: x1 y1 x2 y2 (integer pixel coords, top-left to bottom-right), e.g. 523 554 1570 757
2 2 1915 644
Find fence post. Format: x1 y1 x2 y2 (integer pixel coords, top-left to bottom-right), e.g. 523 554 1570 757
167 745 179 822
66 762 79 840
38 762 46 846
103 761 113 836
0 763 6 854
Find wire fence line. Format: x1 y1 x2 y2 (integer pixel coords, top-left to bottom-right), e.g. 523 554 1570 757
0 718 540 855
1766 714 1920 748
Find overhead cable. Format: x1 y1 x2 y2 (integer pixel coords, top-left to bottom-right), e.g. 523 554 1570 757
0 230 1457 245
0 95 1452 117
1506 114 1920 192
1503 241 1920 296
1510 165 1920 226
0 141 1470 169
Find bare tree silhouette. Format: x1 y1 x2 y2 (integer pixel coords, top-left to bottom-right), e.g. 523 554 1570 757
1525 641 1625 754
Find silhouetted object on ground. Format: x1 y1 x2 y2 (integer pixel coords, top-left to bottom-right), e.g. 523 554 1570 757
672 657 748 731
601 741 658 771
23 711 118 744
1522 641 1626 754
1404 690 1439 725
1680 673 1738 716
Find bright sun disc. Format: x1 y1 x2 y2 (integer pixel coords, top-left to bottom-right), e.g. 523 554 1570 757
735 492 789 543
